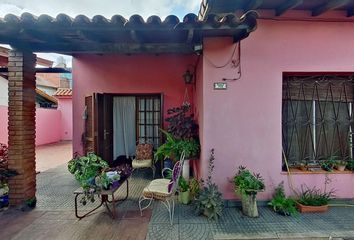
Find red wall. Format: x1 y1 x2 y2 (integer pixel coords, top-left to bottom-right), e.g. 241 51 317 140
72 54 197 154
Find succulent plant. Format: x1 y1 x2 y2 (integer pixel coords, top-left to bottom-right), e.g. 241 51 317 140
194 183 223 220
194 149 223 220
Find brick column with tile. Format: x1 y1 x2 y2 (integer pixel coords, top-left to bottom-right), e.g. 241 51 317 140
7 50 36 206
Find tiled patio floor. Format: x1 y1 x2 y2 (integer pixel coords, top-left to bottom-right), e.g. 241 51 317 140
1 160 354 239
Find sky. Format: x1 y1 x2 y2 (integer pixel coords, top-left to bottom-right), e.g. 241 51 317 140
0 0 201 67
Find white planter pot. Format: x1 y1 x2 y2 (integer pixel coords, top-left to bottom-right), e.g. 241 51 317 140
182 159 190 181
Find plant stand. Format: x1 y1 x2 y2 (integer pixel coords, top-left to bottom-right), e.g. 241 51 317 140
241 194 259 217
74 177 129 219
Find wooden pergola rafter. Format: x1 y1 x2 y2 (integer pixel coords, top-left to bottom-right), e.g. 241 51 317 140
198 0 354 19
0 11 258 54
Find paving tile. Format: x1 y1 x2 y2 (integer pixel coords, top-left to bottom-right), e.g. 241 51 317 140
147 223 179 240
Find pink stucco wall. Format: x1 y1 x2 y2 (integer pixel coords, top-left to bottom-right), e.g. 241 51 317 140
57 97 73 141
35 108 62 145
0 107 62 146
72 54 197 154
201 19 354 199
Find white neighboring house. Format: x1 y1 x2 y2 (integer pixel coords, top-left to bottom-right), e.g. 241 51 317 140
0 75 58 108
0 76 8 106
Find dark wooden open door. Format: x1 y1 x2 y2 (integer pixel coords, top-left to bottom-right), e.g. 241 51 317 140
84 95 95 154
95 93 113 165
84 93 113 165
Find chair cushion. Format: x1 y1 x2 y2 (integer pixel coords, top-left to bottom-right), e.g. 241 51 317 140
132 158 152 168
136 144 153 160
143 179 171 200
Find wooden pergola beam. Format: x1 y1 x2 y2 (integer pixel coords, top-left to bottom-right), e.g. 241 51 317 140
275 0 303 16
0 67 71 73
312 0 350 17
244 0 263 11
9 43 195 54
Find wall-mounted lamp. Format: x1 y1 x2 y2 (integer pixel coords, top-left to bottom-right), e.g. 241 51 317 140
183 69 194 84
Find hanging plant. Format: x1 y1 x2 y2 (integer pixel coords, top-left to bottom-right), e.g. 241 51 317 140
165 104 198 140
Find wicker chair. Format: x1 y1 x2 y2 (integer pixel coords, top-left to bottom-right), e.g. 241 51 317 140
132 143 155 178
138 152 185 225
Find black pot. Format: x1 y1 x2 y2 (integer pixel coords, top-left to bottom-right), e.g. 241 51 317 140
164 158 173 169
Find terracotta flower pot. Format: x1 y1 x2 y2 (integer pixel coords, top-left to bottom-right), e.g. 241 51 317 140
297 203 328 213
335 165 346 171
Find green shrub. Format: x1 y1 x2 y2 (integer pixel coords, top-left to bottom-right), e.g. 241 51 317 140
234 166 265 196
268 182 297 216
298 185 334 206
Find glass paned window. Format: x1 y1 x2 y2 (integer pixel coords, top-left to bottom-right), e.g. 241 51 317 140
136 96 162 149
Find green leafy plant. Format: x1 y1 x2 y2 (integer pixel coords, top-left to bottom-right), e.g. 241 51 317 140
98 172 111 190
268 182 297 216
26 197 37 208
347 159 354 171
178 176 190 192
67 152 109 189
189 178 200 199
154 130 177 163
321 157 336 172
194 149 223 220
234 166 265 196
155 130 200 163
298 185 335 206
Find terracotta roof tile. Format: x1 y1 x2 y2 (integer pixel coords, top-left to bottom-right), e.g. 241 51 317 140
54 88 72 96
35 88 58 104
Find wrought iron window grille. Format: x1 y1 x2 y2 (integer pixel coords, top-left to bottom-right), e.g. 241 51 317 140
282 75 354 166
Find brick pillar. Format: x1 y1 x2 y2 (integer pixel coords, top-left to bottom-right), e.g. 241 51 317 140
7 50 36 206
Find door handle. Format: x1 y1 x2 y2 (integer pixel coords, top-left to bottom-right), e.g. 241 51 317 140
104 130 109 140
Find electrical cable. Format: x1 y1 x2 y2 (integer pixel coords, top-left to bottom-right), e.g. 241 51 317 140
204 42 239 68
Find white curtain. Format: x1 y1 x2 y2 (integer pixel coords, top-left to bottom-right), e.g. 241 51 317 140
113 97 136 159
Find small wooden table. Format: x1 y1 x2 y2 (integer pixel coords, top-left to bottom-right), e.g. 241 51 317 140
74 177 129 219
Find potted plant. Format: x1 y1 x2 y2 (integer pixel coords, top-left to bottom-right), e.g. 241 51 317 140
268 182 297 216
189 178 200 200
297 161 308 171
68 152 109 204
233 166 265 217
68 152 109 189
178 176 190 204
155 130 200 179
334 160 347 171
165 104 200 180
296 185 334 213
154 130 177 169
347 159 354 171
321 156 338 172
194 149 223 219
0 144 18 210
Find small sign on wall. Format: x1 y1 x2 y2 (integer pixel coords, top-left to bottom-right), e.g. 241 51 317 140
214 82 227 90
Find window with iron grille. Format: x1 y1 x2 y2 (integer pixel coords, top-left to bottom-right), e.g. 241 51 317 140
282 75 354 166
136 96 162 149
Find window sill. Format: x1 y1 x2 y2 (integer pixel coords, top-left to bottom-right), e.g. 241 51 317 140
281 167 354 175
